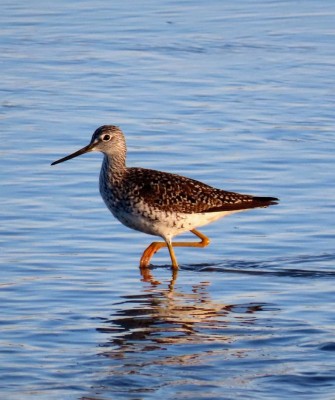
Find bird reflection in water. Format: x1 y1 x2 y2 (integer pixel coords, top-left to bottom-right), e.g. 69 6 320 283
86 277 274 400
97 279 266 358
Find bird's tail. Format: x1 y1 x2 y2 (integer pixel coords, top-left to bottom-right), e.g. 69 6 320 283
252 196 279 207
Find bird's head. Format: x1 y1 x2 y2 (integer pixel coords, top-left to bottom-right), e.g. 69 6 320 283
51 125 126 166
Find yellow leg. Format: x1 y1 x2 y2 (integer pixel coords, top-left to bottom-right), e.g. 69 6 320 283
166 240 179 269
139 229 211 269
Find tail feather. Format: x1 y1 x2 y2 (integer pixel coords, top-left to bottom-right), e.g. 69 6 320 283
252 196 279 207
205 195 279 212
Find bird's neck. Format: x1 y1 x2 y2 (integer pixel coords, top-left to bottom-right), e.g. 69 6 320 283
102 153 127 182
104 131 128 176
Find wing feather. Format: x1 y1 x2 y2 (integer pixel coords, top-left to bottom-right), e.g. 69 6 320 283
125 168 278 214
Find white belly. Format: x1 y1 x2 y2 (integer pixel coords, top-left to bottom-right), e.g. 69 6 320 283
110 206 242 240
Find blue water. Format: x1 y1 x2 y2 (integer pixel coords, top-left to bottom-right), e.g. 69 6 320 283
1 1 335 399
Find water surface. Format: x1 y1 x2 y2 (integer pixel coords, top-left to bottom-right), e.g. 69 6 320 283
1 1 335 399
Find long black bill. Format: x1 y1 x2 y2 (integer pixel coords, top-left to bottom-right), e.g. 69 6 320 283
51 142 96 166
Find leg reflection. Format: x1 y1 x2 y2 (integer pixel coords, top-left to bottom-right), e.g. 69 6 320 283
139 266 178 290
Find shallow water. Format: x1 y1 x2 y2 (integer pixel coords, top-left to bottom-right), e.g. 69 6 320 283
1 1 335 399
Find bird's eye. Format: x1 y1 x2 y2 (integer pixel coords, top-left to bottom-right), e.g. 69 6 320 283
102 134 111 141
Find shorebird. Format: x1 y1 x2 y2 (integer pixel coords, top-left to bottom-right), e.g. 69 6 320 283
51 125 278 269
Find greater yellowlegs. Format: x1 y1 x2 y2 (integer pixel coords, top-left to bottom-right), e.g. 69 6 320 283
51 125 278 269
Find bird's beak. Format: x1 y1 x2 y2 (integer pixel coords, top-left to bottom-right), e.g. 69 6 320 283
51 141 97 166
